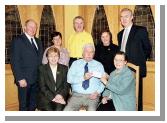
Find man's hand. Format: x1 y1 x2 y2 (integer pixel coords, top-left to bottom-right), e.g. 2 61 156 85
18 79 27 87
84 72 93 80
89 91 99 100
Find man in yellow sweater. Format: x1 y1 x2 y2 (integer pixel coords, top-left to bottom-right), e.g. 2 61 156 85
67 16 94 66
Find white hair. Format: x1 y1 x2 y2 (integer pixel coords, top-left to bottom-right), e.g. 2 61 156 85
82 43 95 53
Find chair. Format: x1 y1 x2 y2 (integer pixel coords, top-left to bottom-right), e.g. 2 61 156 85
127 62 139 111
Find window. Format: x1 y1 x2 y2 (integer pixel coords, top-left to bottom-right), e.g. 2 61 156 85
133 5 155 61
91 5 110 46
39 5 56 51
5 5 23 64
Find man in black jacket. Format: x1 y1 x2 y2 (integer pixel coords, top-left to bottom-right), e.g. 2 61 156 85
11 19 43 111
117 8 152 111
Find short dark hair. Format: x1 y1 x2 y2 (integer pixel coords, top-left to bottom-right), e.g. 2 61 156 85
100 30 113 43
46 47 60 58
51 31 62 39
114 51 128 62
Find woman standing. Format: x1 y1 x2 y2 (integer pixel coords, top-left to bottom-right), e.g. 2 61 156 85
42 31 69 66
94 31 118 74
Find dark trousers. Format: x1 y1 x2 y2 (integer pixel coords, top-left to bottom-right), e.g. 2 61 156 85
17 83 38 111
96 99 116 111
40 102 65 111
138 76 143 111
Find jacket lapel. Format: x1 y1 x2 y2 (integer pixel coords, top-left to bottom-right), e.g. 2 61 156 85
22 33 34 49
46 64 56 89
126 25 136 47
55 64 62 87
22 33 38 55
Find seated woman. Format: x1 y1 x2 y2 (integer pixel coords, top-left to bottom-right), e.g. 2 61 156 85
100 51 136 111
37 47 70 111
42 31 70 66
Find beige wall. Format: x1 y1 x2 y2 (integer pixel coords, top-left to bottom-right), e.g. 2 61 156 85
5 5 155 111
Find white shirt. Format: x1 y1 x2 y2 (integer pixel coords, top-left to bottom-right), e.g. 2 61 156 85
25 32 38 49
121 24 132 52
50 64 58 83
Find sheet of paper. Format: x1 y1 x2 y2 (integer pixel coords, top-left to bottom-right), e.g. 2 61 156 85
91 71 102 78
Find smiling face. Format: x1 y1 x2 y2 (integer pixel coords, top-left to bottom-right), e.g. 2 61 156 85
46 47 60 66
52 35 62 47
120 9 133 28
83 45 95 62
47 52 59 66
73 18 84 32
114 54 127 70
101 32 111 46
24 20 37 37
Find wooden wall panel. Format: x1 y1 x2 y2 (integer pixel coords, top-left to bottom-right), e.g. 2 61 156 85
79 5 96 34
64 6 79 49
5 64 19 111
104 5 119 45
18 5 43 37
143 62 155 111
52 5 65 46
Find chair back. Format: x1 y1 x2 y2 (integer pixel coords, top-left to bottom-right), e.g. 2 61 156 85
127 62 139 111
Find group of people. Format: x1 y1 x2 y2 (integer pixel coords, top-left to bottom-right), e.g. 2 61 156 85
10 8 151 111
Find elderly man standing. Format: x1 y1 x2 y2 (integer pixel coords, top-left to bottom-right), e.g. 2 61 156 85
10 19 43 111
117 8 151 111
67 16 94 67
64 44 105 111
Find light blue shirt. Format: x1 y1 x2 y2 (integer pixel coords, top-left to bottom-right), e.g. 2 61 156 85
67 59 105 94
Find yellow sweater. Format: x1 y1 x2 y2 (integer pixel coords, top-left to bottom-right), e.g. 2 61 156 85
67 30 94 58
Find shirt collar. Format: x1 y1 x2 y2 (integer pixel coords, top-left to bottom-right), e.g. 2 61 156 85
125 23 133 31
24 32 34 41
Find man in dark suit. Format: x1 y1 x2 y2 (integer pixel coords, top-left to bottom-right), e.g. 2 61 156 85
10 19 43 111
37 47 70 111
117 8 152 111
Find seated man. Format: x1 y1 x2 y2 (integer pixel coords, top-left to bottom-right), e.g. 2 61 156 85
64 43 105 111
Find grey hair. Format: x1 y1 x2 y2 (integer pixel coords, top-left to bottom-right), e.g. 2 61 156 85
82 43 95 53
25 19 37 26
120 8 133 16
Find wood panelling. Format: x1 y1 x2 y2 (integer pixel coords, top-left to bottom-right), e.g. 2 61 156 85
104 5 120 45
18 5 43 37
79 5 96 34
5 64 19 111
64 6 79 49
143 61 155 111
52 5 65 46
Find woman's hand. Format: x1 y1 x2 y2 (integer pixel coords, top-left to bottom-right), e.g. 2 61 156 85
100 73 109 85
52 94 66 104
102 96 109 104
